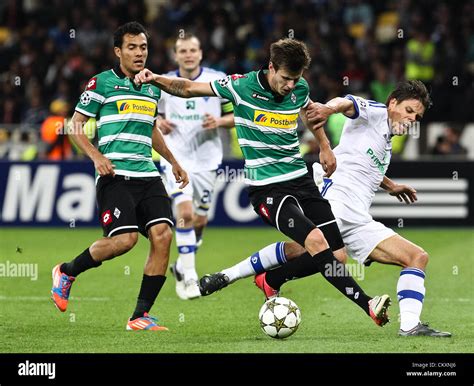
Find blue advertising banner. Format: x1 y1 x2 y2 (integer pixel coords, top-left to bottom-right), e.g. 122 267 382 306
0 160 262 227
0 161 472 227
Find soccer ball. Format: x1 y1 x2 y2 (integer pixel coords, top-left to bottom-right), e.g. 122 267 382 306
258 297 301 339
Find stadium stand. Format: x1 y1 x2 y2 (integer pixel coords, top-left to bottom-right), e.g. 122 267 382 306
0 0 472 159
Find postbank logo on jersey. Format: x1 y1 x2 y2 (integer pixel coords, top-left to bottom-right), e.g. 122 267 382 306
253 110 298 129
116 100 156 116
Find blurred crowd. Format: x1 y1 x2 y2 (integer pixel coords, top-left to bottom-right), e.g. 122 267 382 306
0 0 472 160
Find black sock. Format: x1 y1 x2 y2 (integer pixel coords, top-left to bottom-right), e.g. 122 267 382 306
131 274 166 320
312 249 370 315
195 227 203 245
267 249 370 315
61 248 101 277
266 252 319 289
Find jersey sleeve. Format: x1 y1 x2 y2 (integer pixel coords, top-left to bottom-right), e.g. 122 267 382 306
75 75 106 117
211 72 234 113
344 95 386 123
300 78 310 109
302 95 310 109
344 94 369 121
210 74 246 106
221 100 234 114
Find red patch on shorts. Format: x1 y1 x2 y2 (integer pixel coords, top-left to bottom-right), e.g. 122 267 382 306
259 203 271 220
101 210 112 225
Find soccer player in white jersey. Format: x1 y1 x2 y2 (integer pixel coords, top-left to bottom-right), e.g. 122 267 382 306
157 34 234 299
308 81 450 336
198 80 451 337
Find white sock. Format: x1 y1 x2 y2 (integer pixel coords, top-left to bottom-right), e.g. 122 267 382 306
222 242 287 283
175 227 197 281
397 267 426 331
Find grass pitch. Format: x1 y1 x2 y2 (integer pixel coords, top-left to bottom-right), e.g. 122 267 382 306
0 227 472 353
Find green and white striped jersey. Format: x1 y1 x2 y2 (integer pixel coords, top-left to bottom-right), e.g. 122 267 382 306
75 66 161 178
210 70 310 186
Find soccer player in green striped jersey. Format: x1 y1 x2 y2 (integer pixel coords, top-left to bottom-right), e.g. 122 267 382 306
135 39 391 326
51 22 188 331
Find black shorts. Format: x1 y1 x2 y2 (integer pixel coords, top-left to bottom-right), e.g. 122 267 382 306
96 175 173 238
248 173 344 251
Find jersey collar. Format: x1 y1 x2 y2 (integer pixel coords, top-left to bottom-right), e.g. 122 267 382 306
257 68 284 103
176 66 203 81
113 64 127 79
113 64 143 91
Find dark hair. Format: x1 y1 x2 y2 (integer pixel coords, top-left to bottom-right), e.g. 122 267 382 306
174 33 201 52
386 80 432 110
113 22 149 48
270 38 311 73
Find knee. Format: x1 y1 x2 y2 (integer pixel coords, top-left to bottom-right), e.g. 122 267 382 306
177 210 193 227
114 232 138 255
412 249 429 269
304 228 329 254
400 248 429 269
150 225 173 245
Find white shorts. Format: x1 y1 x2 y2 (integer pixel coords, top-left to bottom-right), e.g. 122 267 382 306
162 166 217 217
329 199 396 264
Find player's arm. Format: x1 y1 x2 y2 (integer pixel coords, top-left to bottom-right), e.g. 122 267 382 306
135 69 214 98
68 111 115 176
202 112 235 130
156 114 176 135
380 175 417 204
300 103 336 177
151 123 189 189
203 99 235 129
156 97 176 135
306 97 355 130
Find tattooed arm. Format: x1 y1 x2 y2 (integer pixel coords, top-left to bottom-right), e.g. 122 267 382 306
134 68 215 98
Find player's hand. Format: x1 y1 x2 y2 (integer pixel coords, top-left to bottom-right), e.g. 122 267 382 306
389 184 418 204
202 113 219 130
158 118 176 135
92 153 115 177
319 146 337 177
134 68 155 86
306 102 334 130
172 163 189 189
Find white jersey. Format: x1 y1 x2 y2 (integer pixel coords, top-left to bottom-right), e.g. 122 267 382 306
324 95 392 220
158 67 231 173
